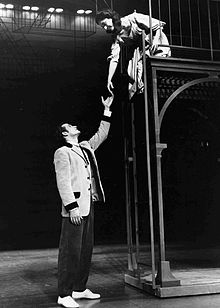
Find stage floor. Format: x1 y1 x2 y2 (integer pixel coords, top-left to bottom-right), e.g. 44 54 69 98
1 244 220 307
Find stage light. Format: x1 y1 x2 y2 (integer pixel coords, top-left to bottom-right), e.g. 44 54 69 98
85 10 92 14
77 9 85 14
0 3 5 8
48 7 55 13
31 6 39 11
55 8 63 13
22 6 30 11
6 4 14 9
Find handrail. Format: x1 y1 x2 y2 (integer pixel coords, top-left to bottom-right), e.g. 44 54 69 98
147 0 220 61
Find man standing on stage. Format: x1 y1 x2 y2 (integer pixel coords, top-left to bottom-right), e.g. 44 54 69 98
54 95 114 308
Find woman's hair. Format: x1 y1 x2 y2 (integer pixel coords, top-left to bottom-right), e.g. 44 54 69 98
95 9 121 28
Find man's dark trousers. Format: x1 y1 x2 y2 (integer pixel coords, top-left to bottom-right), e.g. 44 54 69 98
58 205 94 297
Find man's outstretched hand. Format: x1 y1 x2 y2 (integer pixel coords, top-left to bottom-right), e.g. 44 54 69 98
101 94 114 110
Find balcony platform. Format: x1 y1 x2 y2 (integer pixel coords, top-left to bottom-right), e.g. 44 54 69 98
125 268 220 298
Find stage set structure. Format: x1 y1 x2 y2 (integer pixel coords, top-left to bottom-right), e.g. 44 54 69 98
0 1 96 81
122 0 220 298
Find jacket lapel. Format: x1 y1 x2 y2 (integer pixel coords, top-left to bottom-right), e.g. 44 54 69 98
71 147 87 164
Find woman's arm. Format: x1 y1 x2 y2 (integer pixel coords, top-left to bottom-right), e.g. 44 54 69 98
107 41 120 95
134 12 165 32
134 12 166 54
107 60 118 95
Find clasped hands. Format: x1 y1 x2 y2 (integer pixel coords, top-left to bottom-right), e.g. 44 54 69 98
101 93 114 109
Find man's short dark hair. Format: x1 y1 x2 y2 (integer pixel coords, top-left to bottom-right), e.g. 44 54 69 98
56 124 67 140
55 124 68 146
95 9 121 27
56 117 81 142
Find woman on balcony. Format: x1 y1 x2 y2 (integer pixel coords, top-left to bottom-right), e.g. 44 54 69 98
96 9 171 99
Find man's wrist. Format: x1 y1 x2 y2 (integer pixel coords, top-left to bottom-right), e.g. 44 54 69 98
104 109 112 117
70 207 79 213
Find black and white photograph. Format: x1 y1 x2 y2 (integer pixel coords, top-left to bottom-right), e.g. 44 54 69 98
0 0 220 307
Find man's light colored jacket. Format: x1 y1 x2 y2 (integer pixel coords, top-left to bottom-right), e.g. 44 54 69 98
54 120 110 217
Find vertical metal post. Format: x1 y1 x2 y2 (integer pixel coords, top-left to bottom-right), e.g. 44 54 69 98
168 0 172 45
155 143 167 262
158 0 162 42
148 0 153 52
151 68 166 262
158 0 161 20
178 0 183 46
149 46 181 289
130 101 140 265
217 1 220 44
207 0 214 60
122 99 137 273
142 31 156 288
188 0 193 47
197 0 202 48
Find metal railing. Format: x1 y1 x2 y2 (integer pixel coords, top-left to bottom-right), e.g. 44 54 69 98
148 0 220 61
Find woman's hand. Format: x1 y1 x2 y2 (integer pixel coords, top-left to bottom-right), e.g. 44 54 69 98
150 42 158 54
107 80 114 95
150 29 161 54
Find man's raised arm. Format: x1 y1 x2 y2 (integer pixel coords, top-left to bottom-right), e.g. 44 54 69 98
88 95 114 150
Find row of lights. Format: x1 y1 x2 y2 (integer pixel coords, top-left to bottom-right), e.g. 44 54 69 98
0 3 13 8
77 10 92 15
24 7 64 13
0 4 63 13
0 3 93 14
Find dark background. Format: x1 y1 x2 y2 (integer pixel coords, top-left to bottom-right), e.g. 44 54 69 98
0 0 220 250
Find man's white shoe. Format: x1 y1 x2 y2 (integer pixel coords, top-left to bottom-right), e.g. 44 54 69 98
57 296 79 308
72 289 100 300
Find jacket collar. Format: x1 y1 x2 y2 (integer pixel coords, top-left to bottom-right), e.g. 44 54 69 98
70 145 88 164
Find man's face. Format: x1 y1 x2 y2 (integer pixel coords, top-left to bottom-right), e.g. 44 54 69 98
61 123 81 137
99 18 114 33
